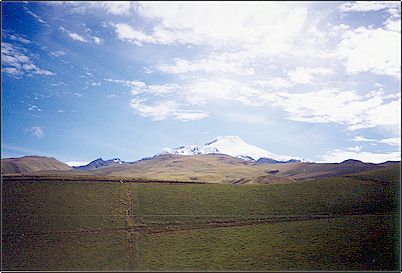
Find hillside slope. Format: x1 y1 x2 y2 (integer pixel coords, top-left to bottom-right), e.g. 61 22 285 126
254 159 400 180
1 156 72 174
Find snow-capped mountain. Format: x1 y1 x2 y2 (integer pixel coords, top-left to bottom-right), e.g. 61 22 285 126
162 135 301 162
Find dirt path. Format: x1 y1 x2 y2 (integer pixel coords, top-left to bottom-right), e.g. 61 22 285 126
126 189 139 271
126 190 135 228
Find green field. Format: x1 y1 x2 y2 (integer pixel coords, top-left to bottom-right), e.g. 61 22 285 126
2 167 400 271
139 215 398 271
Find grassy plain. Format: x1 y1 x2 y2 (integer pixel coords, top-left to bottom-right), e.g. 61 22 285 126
2 166 400 271
139 215 397 271
2 232 128 271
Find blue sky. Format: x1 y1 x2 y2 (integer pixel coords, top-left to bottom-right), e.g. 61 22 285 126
1 1 401 165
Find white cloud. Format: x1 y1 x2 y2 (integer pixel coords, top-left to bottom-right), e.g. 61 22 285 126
2 67 22 77
353 135 376 142
336 25 400 78
105 78 146 87
347 146 363 152
114 23 156 46
119 73 400 131
68 32 88 42
89 81 101 86
59 27 104 44
135 2 307 48
182 78 261 106
24 7 48 24
336 2 401 78
156 51 255 75
287 67 333 84
28 105 42 112
129 98 208 121
92 36 103 45
348 98 401 132
320 148 400 163
130 83 181 96
95 1 133 15
112 2 309 55
379 137 401 147
272 89 400 132
2 32 31 44
102 2 401 133
64 1 134 16
173 111 210 122
328 24 350 37
26 126 44 138
254 78 293 90
352 135 401 148
338 1 400 13
60 26 104 44
50 50 66 57
1 42 55 77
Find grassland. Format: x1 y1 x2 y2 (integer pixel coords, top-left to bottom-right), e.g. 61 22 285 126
139 215 398 271
2 166 400 271
2 232 128 271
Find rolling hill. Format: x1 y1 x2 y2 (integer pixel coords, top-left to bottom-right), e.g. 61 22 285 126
1 156 71 174
254 159 400 180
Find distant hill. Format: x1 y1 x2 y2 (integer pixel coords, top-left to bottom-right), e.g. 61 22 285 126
1 156 71 174
254 159 400 180
255 157 301 164
345 164 400 184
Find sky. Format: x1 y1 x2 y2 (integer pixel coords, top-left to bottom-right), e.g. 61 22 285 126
1 1 401 165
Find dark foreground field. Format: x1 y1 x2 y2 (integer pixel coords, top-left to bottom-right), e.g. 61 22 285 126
2 166 400 271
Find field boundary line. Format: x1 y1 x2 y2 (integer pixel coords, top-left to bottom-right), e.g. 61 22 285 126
4 213 393 237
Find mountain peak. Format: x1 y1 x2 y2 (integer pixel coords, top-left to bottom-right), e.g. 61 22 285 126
163 136 299 162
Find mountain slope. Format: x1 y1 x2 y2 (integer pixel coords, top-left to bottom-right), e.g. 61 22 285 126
162 135 299 162
1 156 71 174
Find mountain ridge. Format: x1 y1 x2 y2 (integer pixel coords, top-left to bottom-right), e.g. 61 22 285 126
73 157 129 170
